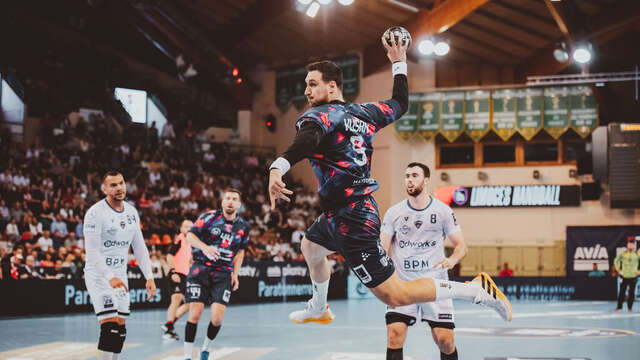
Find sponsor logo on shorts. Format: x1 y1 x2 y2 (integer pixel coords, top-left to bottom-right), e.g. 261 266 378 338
222 289 231 303
361 252 371 262
352 264 372 284
187 283 201 298
103 295 114 308
438 313 453 320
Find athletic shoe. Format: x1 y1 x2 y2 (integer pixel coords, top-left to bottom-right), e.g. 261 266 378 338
470 272 513 322
614 308 622 312
200 350 210 360
289 300 335 324
162 327 179 340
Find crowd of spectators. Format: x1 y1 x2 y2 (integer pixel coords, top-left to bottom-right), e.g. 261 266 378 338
0 108 339 281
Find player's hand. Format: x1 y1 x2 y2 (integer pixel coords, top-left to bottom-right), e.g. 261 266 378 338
145 278 156 301
434 257 455 270
109 277 128 291
203 246 219 261
269 169 293 210
231 273 240 291
382 30 408 63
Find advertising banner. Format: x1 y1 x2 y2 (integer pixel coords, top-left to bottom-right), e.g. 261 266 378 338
446 185 581 208
492 89 518 141
0 262 348 316
394 94 419 140
566 226 640 277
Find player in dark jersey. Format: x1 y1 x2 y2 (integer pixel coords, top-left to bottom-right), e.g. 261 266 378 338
182 188 250 360
268 34 512 327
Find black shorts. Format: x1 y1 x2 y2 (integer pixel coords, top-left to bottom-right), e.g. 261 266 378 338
385 312 455 330
169 272 187 295
306 196 395 288
185 264 232 306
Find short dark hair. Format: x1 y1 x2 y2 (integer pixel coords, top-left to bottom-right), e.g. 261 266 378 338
224 187 242 199
102 171 122 183
306 60 343 90
407 162 430 178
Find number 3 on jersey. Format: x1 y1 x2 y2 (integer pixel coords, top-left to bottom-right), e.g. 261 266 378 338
350 135 367 166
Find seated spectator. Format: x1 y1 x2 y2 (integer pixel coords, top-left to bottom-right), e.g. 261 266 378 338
19 255 43 279
46 259 73 280
37 230 54 252
5 218 20 243
499 262 514 277
50 214 70 248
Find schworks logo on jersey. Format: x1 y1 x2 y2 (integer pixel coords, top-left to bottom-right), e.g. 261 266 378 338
399 240 435 248
103 240 129 248
573 244 609 271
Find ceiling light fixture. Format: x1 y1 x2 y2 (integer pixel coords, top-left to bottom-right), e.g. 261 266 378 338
337 0 354 5
306 2 320 17
572 43 593 64
418 39 434 55
553 42 569 62
318 0 332 5
434 41 450 56
297 0 313 4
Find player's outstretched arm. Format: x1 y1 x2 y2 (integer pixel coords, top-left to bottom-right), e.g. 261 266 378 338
373 32 409 125
186 231 219 261
132 224 156 300
268 122 323 209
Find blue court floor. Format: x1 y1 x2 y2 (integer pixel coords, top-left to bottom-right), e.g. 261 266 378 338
1 299 639 360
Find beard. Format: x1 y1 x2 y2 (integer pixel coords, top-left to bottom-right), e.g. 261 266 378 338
406 184 424 197
307 96 328 107
223 207 236 216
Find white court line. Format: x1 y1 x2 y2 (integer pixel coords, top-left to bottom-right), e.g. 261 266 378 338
576 313 640 320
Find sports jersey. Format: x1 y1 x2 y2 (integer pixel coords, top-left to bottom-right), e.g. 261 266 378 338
381 197 461 282
83 198 152 280
169 232 192 275
295 99 403 208
189 210 249 273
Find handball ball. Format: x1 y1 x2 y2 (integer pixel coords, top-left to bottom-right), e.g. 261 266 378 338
383 26 412 50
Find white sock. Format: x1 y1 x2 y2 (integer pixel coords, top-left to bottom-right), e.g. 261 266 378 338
112 354 119 360
98 351 113 360
433 279 479 302
202 336 213 352
184 341 194 359
311 278 330 311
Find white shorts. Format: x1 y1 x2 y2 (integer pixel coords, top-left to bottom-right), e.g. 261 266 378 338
386 299 455 327
84 271 130 321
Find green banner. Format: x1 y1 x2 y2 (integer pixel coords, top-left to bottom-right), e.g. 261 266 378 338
569 86 599 138
275 55 360 109
465 90 490 142
516 88 543 141
440 92 465 142
492 89 517 141
543 87 570 139
395 94 420 140
418 92 442 141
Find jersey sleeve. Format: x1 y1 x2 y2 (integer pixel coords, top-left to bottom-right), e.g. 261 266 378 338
190 211 215 241
131 210 153 280
380 206 397 236
296 109 337 135
359 99 403 131
442 206 462 237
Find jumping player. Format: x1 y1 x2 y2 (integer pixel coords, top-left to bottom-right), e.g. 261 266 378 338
83 171 156 360
162 219 194 340
267 33 511 324
183 189 249 360
380 163 466 360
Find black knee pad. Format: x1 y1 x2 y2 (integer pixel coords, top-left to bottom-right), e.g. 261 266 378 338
116 324 126 353
98 322 121 353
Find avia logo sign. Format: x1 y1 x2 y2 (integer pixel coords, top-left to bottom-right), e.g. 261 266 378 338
573 244 610 271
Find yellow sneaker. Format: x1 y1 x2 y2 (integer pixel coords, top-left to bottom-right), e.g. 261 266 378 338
470 272 513 322
289 300 335 324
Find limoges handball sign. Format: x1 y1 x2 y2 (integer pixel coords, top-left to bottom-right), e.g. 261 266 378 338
445 185 581 208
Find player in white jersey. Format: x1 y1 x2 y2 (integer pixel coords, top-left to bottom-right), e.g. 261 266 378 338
83 171 156 360
380 163 466 360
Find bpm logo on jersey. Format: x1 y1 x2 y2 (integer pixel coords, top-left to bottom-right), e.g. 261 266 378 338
403 257 429 272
